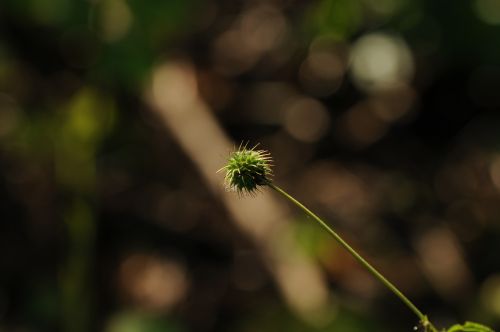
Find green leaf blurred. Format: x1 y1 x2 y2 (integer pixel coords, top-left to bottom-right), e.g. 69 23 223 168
446 321 495 332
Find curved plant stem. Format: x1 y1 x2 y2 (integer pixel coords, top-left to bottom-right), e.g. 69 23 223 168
268 183 439 332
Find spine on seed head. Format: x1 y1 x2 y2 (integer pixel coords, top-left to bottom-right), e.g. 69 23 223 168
218 143 273 195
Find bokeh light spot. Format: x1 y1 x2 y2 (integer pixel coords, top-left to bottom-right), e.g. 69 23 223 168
212 4 288 75
337 101 388 147
489 154 500 191
119 254 189 313
350 33 414 92
474 0 500 25
98 0 134 43
299 46 346 97
480 274 500 317
283 97 330 143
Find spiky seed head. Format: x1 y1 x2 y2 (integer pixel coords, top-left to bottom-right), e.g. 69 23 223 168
219 144 273 195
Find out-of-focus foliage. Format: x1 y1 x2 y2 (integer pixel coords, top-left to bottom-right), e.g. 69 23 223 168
1 0 500 331
447 321 495 332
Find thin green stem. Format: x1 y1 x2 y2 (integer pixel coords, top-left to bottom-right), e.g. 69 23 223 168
268 183 438 332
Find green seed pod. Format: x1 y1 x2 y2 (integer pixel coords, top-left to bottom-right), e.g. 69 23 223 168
219 144 273 195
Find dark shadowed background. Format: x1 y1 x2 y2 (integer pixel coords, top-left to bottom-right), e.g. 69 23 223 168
1 0 500 331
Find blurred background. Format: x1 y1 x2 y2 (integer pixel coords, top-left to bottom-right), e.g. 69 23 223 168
1 0 500 331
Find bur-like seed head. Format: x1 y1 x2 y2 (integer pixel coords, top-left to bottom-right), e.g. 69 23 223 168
219 144 273 195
